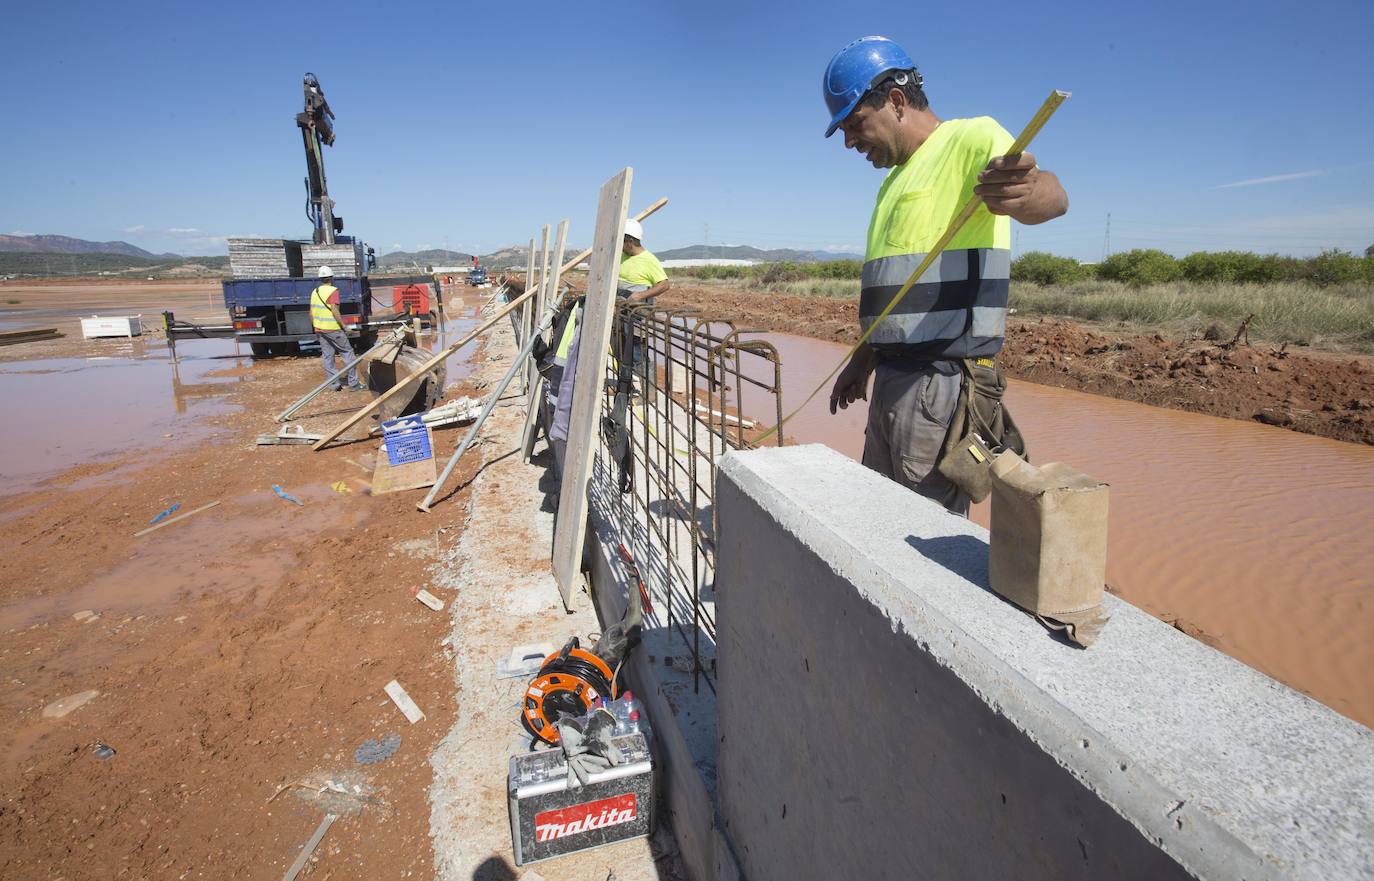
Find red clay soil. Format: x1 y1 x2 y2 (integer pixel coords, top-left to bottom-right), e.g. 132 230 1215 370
0 320 484 880
661 284 1374 446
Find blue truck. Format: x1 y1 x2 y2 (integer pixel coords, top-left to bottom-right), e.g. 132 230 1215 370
223 275 369 358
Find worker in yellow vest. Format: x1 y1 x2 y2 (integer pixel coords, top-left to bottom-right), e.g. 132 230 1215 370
310 266 364 391
823 36 1067 514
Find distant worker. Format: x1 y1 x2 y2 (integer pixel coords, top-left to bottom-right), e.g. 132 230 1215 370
547 217 670 477
617 219 670 304
824 36 1068 514
309 265 364 391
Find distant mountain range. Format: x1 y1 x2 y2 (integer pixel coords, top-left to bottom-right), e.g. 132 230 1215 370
381 243 863 270
1 235 862 279
656 245 862 262
0 234 178 259
377 248 474 269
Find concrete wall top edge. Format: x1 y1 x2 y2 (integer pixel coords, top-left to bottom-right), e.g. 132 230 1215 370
716 444 1374 878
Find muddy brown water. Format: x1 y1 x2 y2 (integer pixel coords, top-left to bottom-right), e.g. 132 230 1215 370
736 331 1374 728
0 292 486 499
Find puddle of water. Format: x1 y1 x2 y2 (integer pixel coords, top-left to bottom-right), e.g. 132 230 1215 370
735 331 1374 726
0 338 246 497
0 485 371 630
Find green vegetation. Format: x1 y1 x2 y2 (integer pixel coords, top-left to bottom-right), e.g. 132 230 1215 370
1009 279 1374 352
0 252 229 279
672 248 1374 353
1011 248 1374 287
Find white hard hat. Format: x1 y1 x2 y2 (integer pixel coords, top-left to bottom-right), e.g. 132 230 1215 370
318 265 334 278
623 219 643 242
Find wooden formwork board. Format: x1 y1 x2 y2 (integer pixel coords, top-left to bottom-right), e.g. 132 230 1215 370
552 168 632 608
521 219 569 462
371 434 437 494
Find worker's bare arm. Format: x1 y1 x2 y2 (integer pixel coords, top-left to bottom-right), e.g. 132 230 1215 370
627 279 671 304
974 151 1068 225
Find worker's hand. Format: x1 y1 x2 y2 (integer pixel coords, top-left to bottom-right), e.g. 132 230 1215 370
975 152 1040 216
829 348 875 414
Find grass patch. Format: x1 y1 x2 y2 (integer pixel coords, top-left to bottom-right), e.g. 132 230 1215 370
1010 279 1374 352
5 299 20 304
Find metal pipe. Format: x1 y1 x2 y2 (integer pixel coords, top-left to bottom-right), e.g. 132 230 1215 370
417 301 560 512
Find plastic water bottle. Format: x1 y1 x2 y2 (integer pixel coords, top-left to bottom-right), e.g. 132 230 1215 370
605 691 630 736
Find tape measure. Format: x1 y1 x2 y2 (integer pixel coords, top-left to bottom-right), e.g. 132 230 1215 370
752 89 1071 446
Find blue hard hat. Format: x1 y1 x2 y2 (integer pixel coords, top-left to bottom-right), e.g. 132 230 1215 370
822 36 917 138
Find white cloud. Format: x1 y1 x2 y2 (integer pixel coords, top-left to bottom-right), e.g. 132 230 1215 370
1210 170 1324 190
121 225 147 234
167 227 202 236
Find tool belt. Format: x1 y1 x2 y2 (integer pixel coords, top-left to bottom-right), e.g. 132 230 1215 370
937 357 1027 503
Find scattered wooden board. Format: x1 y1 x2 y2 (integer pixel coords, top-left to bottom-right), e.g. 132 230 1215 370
370 434 437 495
414 589 444 611
0 327 61 346
552 169 634 608
384 679 425 723
280 813 337 881
133 501 221 537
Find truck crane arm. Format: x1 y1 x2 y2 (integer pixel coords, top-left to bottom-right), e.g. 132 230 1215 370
297 72 341 244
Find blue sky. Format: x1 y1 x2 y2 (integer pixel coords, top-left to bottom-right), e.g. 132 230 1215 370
3 0 1371 261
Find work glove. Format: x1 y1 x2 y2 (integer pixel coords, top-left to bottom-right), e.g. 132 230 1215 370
557 709 623 787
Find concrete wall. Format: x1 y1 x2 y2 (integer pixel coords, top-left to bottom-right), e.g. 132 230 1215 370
714 445 1373 881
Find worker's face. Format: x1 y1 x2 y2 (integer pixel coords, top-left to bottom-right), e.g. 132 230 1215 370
837 94 902 169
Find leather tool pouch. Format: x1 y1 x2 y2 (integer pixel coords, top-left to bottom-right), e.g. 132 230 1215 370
937 358 1027 502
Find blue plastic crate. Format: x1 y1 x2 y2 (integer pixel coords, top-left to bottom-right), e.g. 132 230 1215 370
381 415 432 466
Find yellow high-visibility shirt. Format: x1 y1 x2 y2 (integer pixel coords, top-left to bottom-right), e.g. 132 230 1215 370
310 284 341 331
862 117 1013 359
618 251 667 292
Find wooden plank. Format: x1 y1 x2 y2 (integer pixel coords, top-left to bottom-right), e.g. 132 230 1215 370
132 500 220 537
529 224 551 396
0 327 61 346
310 292 537 450
558 197 667 274
310 200 665 452
280 813 337 881
370 435 437 494
384 679 425 723
521 218 569 463
522 237 536 345
552 168 633 608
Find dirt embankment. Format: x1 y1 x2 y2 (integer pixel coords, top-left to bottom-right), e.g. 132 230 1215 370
0 319 483 879
661 284 1374 446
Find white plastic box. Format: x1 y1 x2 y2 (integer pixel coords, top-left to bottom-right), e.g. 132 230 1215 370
81 315 142 339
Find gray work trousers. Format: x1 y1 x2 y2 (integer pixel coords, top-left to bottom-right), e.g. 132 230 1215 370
316 329 357 387
861 360 969 516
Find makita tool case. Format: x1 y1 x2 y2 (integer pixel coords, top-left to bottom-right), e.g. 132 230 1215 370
508 733 653 865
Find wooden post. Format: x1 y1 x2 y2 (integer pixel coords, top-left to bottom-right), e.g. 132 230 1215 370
552 169 633 608
521 218 569 462
522 238 536 344
531 224 551 398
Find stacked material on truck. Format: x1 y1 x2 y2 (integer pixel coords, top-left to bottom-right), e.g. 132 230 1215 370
302 242 364 277
228 238 303 278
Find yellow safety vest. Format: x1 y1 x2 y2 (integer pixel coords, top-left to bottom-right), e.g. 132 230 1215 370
310 284 341 331
862 117 1013 359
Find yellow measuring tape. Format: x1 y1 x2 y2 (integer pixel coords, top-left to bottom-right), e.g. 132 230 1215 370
752 89 1070 446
